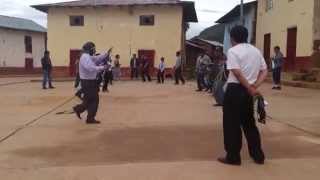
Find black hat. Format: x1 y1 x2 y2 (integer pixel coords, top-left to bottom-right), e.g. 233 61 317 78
82 41 95 52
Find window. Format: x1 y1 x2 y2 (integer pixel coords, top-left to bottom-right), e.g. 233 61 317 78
139 15 155 26
70 16 84 26
266 0 273 11
25 36 32 53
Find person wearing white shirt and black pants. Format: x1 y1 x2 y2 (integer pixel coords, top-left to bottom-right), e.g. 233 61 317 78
157 57 166 84
174 51 185 85
73 42 109 124
218 26 268 166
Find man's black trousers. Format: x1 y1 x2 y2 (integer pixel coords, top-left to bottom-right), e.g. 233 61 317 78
272 67 282 85
74 79 99 122
131 68 139 79
157 70 165 83
223 83 265 162
197 72 205 90
175 67 185 84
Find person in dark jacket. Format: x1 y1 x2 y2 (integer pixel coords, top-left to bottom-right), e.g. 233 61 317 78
130 54 139 79
141 56 152 82
41 51 54 89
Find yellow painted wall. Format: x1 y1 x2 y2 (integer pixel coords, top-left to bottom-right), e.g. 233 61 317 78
47 5 183 67
256 0 314 57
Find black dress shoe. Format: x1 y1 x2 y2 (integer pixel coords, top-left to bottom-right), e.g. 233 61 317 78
86 120 101 124
217 157 241 166
49 86 55 89
72 107 81 119
196 89 202 92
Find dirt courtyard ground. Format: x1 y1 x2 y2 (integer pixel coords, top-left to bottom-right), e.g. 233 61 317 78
0 79 320 180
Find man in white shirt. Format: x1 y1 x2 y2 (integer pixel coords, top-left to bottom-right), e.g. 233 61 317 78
174 51 185 85
73 42 110 124
157 57 166 84
218 26 268 166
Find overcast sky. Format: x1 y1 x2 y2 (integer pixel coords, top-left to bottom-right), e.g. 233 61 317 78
0 0 254 38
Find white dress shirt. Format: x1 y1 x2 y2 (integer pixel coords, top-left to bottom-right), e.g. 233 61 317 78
227 43 267 85
79 53 107 80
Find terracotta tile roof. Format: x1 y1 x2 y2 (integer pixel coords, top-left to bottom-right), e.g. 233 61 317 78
32 0 197 22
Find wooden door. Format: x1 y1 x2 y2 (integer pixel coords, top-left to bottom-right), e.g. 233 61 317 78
263 33 271 68
25 58 33 71
69 49 81 77
138 49 155 75
286 27 297 71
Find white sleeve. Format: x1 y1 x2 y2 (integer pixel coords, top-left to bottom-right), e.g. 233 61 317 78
259 54 268 70
92 53 108 65
81 57 105 72
227 51 240 70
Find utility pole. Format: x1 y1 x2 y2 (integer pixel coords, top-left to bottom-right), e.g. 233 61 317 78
240 0 244 25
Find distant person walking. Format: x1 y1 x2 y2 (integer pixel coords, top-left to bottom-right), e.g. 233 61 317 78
141 56 152 82
113 54 121 81
271 46 284 90
157 57 166 84
41 51 54 89
174 51 185 85
218 26 268 166
130 54 139 79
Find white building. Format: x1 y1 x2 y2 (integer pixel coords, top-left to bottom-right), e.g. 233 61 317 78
0 15 46 74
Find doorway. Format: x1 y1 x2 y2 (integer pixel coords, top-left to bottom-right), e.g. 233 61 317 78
69 49 81 77
138 49 155 75
263 33 271 69
286 27 297 71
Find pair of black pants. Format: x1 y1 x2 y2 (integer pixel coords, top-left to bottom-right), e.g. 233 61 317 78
157 70 165 83
175 67 185 84
74 73 80 88
131 68 139 79
197 72 205 90
272 67 282 85
142 69 151 82
102 70 113 91
73 80 99 122
223 83 265 162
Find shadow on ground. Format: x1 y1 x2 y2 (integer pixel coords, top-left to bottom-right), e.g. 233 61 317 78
9 125 320 167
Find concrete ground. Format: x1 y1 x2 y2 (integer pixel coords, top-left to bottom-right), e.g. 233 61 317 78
0 79 320 180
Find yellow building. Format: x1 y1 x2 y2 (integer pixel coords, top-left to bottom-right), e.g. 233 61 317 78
32 0 197 77
256 0 320 71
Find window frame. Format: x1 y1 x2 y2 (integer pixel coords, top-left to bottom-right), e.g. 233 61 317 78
139 15 155 26
69 15 84 26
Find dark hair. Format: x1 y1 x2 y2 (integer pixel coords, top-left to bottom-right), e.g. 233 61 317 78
216 46 223 52
115 54 120 59
274 46 280 50
230 25 248 43
44 50 50 55
161 57 165 61
176 51 180 56
82 41 95 52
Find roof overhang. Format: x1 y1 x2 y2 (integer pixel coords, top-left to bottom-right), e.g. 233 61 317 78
32 0 198 22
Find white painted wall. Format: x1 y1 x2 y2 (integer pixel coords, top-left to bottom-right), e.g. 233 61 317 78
222 7 256 54
0 28 46 68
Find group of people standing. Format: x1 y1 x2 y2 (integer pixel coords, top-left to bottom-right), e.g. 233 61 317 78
195 46 227 93
40 25 282 167
129 51 186 84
